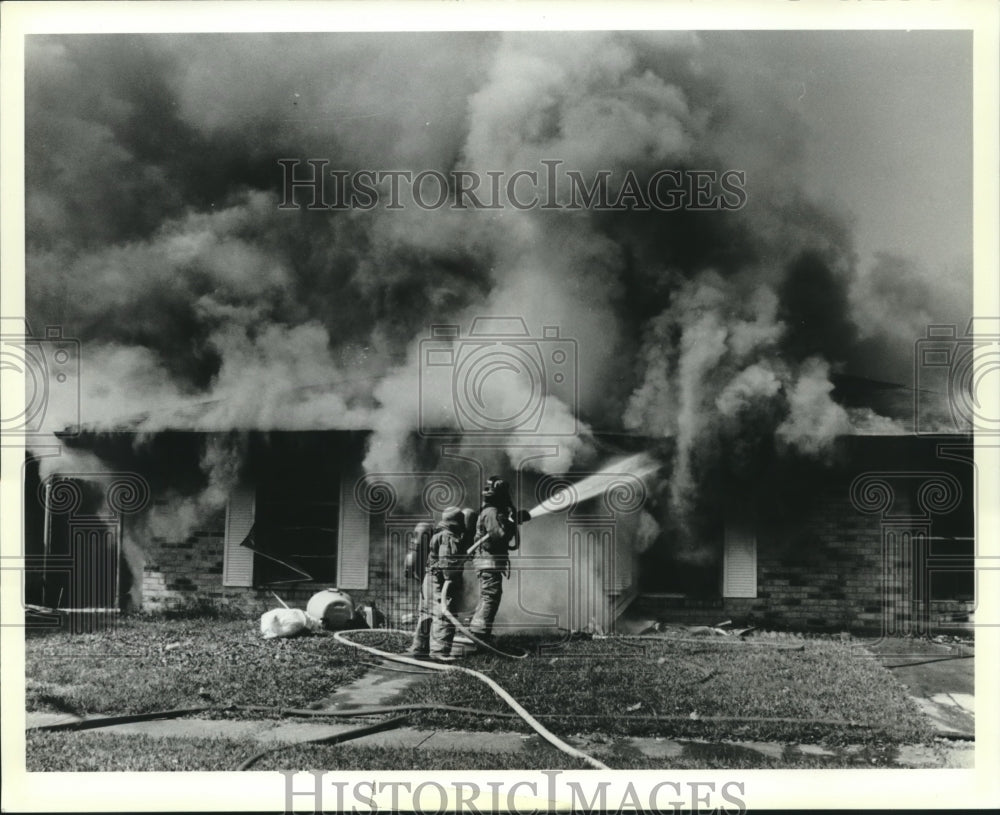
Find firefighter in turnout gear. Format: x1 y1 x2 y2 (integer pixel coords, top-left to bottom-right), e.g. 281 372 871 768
404 521 435 657
427 506 466 661
469 477 531 643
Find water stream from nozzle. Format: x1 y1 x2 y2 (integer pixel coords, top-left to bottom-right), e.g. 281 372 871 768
527 452 660 518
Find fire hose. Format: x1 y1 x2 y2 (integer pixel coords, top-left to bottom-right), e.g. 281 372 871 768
439 578 528 659
331 624 612 770
236 714 411 771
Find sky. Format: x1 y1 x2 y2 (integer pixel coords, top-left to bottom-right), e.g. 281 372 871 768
731 31 971 276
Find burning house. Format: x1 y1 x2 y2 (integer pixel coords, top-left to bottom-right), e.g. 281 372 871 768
23 367 975 636
20 31 976 636
24 424 661 633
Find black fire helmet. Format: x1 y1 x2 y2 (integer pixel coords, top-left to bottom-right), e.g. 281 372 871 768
482 476 512 506
441 505 465 529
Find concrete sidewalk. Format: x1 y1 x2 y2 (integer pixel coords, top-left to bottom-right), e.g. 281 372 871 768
866 637 974 738
25 711 973 769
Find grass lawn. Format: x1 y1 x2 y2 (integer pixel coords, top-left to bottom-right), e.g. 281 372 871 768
360 631 935 745
26 617 369 715
25 617 934 772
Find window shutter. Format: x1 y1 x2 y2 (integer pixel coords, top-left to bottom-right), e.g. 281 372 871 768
223 483 255 587
337 458 370 589
613 527 632 592
723 517 757 598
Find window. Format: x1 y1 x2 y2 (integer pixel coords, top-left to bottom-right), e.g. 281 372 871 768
250 436 341 586
222 432 371 590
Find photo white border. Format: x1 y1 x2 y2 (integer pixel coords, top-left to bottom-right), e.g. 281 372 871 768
1 1 997 811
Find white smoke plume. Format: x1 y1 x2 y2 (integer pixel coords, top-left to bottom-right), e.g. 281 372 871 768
133 434 246 544
622 270 857 520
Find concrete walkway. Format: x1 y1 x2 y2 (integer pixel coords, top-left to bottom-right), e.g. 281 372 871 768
316 664 426 710
865 637 974 738
25 711 973 769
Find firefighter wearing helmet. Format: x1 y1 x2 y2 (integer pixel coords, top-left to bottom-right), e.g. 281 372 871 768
425 506 467 661
469 476 531 643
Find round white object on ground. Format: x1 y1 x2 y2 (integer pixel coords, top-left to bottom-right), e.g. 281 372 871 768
307 588 355 630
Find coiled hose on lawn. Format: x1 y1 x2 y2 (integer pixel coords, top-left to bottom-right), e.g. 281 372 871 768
331 627 611 770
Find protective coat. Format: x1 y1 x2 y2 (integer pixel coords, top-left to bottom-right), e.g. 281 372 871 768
470 480 527 638
429 509 465 656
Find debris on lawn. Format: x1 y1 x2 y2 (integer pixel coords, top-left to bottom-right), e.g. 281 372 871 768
614 622 759 641
933 634 972 646
306 588 357 630
260 608 323 639
303 589 386 631
615 617 659 635
690 626 729 637
260 589 388 639
635 622 719 637
581 618 606 637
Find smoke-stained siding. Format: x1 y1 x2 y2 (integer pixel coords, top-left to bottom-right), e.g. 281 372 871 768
222 483 255 587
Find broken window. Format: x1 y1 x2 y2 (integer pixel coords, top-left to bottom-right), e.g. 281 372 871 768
246 434 343 586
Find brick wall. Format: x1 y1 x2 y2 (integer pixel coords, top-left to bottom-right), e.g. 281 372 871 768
137 513 395 618
636 485 942 633
142 532 231 612
746 487 886 631
134 472 974 632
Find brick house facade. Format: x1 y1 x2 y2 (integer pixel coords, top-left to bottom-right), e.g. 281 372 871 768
24 431 974 634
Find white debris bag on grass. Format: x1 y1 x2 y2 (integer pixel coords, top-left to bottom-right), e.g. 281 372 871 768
260 607 322 639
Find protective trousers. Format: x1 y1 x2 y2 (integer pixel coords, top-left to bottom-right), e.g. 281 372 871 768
409 572 433 654
469 568 504 637
429 572 458 656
